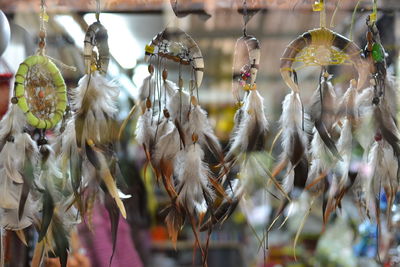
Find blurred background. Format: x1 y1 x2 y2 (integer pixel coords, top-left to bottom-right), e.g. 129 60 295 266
1 0 400 266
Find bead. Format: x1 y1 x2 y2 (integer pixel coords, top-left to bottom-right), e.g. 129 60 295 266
192 133 198 143
312 1 324 11
372 97 380 105
191 96 198 106
146 98 152 109
38 40 46 49
163 108 170 118
38 138 48 146
148 64 154 74
372 43 385 63
162 69 168 80
6 135 14 142
38 90 45 98
374 133 382 142
11 97 18 104
39 30 46 39
87 139 95 147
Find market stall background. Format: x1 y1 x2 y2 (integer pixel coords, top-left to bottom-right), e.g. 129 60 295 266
0 0 400 266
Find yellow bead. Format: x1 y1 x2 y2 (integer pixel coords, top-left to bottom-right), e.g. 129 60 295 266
145 45 155 54
87 139 95 147
312 2 324 11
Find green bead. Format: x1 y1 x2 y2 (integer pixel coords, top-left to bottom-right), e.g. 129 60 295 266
372 43 385 62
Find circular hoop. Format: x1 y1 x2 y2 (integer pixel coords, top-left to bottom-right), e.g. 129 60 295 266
14 55 67 129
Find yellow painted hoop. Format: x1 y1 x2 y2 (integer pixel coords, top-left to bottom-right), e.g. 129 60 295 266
14 55 67 129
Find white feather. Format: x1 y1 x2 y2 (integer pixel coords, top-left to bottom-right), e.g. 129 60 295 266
0 206 36 230
176 144 214 214
335 119 353 189
154 125 180 164
186 104 221 151
364 141 399 210
72 72 119 116
0 104 26 142
72 72 119 146
306 128 336 193
167 90 190 124
229 89 268 152
363 141 381 209
280 91 308 158
0 133 38 209
354 87 375 150
135 108 155 149
163 80 178 102
138 75 156 101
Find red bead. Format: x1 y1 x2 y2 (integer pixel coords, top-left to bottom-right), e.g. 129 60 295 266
375 133 382 142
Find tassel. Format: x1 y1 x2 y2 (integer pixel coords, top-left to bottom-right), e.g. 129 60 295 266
309 73 341 159
176 144 214 215
186 97 223 161
279 91 309 195
363 140 398 220
72 71 119 148
226 89 268 163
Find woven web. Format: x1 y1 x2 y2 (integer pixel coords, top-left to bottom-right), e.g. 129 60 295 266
24 63 57 120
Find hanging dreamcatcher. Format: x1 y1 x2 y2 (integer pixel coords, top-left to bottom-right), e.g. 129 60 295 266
270 0 400 257
133 25 225 264
57 0 126 262
270 0 371 250
353 0 400 233
0 1 78 266
200 0 272 236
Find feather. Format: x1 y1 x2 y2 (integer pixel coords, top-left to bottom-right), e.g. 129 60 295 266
164 203 185 247
49 215 70 267
138 75 156 102
373 100 400 157
163 79 179 103
278 91 309 197
364 140 398 219
309 74 341 159
354 88 375 150
0 105 26 150
306 128 335 194
186 101 223 160
72 71 119 148
226 89 268 162
38 190 54 242
135 108 155 152
0 207 35 230
104 191 120 265
167 90 191 125
176 144 214 214
200 179 242 231
153 124 180 168
85 143 126 218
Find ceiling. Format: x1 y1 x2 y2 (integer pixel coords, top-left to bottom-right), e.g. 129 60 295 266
1 0 398 14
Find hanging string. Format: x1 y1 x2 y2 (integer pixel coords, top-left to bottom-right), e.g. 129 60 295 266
96 0 101 22
242 0 248 36
38 0 48 55
349 0 362 41
370 0 378 23
312 0 326 28
329 0 342 28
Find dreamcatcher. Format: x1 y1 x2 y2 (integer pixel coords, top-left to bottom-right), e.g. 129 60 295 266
133 25 225 264
0 1 77 266
272 0 400 256
270 0 367 250
200 0 271 235
57 0 126 262
354 0 400 233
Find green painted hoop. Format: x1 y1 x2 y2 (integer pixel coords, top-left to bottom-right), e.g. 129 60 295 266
14 55 67 129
